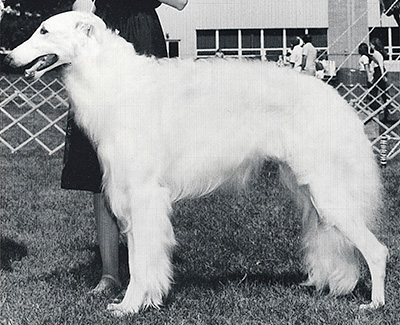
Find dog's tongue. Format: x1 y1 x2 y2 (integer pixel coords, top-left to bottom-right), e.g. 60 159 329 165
25 59 44 78
24 54 58 78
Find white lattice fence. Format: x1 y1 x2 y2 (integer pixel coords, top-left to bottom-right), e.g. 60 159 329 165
1 74 400 163
334 82 400 163
0 74 68 155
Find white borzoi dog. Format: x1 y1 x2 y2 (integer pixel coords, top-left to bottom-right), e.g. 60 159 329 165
6 11 388 314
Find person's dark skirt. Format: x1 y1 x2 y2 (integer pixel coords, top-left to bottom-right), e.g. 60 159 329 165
61 1 167 193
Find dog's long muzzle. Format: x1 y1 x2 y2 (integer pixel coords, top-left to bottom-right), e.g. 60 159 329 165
23 54 59 78
4 53 59 79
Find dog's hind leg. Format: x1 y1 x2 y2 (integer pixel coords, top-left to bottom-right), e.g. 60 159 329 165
333 216 388 309
302 192 388 308
279 163 361 296
282 154 388 308
107 184 175 315
304 170 388 309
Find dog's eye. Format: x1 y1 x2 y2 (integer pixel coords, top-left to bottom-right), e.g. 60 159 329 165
40 27 49 35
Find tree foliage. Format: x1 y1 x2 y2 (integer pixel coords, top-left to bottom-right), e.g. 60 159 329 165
1 0 74 49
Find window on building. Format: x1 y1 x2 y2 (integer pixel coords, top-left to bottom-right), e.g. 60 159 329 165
286 28 306 47
168 41 179 58
265 50 282 62
264 29 283 62
242 29 261 48
393 49 400 60
218 30 238 55
308 28 328 48
195 27 327 61
369 27 399 60
264 29 283 48
196 30 216 56
369 27 389 46
219 30 238 48
241 29 261 58
392 28 400 46
392 27 400 59
242 50 262 57
196 30 215 49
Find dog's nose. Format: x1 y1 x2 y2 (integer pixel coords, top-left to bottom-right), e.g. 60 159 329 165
4 54 15 67
4 54 11 65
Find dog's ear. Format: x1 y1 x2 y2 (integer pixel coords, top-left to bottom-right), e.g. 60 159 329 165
72 0 96 13
75 21 95 37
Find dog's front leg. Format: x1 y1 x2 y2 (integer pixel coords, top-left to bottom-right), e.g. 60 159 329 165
107 185 176 315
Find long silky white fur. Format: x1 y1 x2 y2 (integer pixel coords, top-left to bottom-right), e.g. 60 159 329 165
66 13 381 304
279 163 369 295
8 11 386 312
65 18 382 300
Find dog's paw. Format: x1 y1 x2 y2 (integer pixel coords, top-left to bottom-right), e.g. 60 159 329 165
299 278 315 287
107 302 139 317
359 301 384 310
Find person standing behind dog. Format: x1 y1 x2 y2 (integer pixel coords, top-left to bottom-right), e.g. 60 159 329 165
358 42 379 110
370 37 392 120
289 36 304 72
64 0 188 294
301 34 317 76
358 42 373 83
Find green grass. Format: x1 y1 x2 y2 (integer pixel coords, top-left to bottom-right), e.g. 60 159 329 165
1 142 400 324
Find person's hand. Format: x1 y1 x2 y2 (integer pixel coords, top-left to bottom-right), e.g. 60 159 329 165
367 72 373 83
72 0 96 13
159 0 188 11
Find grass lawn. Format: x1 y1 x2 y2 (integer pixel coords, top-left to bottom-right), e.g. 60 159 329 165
1 141 400 324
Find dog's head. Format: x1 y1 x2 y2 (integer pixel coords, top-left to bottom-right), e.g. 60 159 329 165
5 11 107 79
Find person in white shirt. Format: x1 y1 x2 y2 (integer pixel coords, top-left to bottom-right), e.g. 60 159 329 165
301 34 317 76
358 43 373 84
289 37 303 72
370 38 392 118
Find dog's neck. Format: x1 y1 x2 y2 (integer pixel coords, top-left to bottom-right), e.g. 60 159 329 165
62 29 154 144
70 30 137 75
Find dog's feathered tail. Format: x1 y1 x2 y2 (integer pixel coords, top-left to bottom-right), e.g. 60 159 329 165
279 162 361 295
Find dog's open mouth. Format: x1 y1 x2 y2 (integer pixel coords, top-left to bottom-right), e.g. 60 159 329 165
24 54 59 78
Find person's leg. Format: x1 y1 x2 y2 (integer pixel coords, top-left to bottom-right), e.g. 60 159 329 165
91 192 121 293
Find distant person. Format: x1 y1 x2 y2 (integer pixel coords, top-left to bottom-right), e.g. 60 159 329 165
215 49 224 58
370 37 392 119
358 42 373 84
301 34 317 76
289 36 303 72
277 54 284 67
284 47 292 66
358 42 378 109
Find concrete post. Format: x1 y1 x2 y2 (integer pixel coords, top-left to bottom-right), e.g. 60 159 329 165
328 0 369 69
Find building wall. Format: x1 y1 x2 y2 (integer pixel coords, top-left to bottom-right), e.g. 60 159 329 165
157 0 328 59
328 0 368 69
157 0 400 69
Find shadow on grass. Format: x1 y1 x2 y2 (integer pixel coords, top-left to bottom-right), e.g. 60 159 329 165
35 243 130 291
172 269 375 306
36 239 304 292
32 241 373 307
0 236 28 271
352 278 374 302
173 269 306 291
